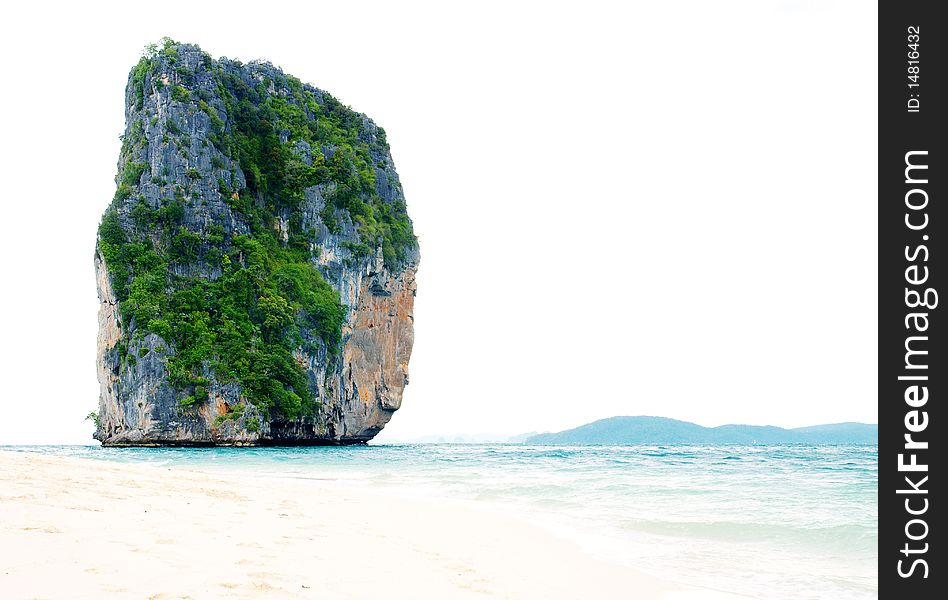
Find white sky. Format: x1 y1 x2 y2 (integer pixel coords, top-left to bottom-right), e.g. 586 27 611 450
0 1 877 444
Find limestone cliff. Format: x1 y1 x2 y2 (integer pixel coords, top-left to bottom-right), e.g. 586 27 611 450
94 41 418 445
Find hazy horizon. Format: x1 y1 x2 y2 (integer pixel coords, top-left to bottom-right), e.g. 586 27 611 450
379 415 880 443
0 415 880 447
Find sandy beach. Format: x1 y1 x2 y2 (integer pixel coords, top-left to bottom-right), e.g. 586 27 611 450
0 451 745 599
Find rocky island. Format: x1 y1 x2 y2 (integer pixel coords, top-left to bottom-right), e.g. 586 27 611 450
93 40 418 445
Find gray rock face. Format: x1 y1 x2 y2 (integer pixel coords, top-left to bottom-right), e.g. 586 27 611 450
94 42 418 446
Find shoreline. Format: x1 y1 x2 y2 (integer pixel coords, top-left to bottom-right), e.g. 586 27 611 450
0 450 744 599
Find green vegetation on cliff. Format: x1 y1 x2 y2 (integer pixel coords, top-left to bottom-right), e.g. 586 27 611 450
99 213 345 417
214 74 416 266
98 40 414 420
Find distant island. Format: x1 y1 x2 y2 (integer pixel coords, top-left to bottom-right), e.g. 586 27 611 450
525 416 877 445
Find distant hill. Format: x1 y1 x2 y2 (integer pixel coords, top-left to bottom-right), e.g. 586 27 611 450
525 417 877 445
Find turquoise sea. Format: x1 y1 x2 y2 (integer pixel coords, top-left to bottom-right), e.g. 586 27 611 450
9 444 877 599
